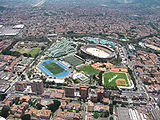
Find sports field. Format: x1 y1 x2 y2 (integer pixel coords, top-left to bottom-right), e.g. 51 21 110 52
63 55 84 67
103 72 129 87
43 62 66 75
78 65 100 75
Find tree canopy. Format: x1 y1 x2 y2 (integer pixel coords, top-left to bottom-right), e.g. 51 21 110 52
47 100 61 113
0 107 10 118
21 114 31 120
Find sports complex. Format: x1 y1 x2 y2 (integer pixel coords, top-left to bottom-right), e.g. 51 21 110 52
38 60 71 78
80 44 115 59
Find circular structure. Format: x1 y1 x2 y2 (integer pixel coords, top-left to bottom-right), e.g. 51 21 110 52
80 44 115 59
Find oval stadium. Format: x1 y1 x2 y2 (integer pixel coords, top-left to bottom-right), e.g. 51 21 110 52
80 44 115 59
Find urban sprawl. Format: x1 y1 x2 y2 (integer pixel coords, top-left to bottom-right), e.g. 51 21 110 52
0 0 160 120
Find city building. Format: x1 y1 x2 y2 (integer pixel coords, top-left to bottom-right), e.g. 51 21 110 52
10 102 28 118
88 101 94 112
65 85 75 97
31 80 44 94
20 96 31 103
80 86 88 99
28 107 51 119
97 86 104 102
15 81 27 91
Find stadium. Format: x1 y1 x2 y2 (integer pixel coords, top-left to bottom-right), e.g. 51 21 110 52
80 44 115 59
38 60 71 78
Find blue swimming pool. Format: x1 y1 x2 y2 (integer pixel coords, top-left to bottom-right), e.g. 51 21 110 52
10 48 14 51
107 42 116 45
39 60 71 78
86 38 96 42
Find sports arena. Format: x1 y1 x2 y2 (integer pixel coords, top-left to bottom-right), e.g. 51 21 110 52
80 44 115 59
39 60 71 78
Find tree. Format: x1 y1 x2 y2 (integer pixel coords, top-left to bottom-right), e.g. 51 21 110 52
41 46 45 50
109 107 113 115
0 93 7 101
93 112 99 119
104 111 109 118
21 114 31 120
23 53 29 57
0 107 10 118
47 100 61 113
36 103 42 110
109 104 113 115
15 97 20 105
121 104 126 107
110 116 114 120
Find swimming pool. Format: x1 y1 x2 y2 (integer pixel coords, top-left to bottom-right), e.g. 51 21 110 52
10 48 14 51
39 60 71 78
107 42 116 45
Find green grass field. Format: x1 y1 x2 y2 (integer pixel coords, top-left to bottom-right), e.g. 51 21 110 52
28 48 41 58
43 62 66 75
103 72 129 87
14 48 30 54
14 48 41 58
63 55 84 67
78 65 100 75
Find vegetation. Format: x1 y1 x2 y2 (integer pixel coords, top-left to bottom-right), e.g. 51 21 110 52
36 103 43 110
2 40 21 57
0 107 10 118
110 116 114 120
0 93 7 101
14 48 41 58
73 79 80 84
100 111 109 118
47 100 61 113
109 104 113 115
2 37 47 58
97 71 104 86
128 68 137 90
93 112 99 119
15 97 20 105
78 65 100 75
21 114 31 120
44 62 66 75
28 48 41 58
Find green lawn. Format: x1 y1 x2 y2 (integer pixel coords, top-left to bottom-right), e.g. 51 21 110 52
28 48 41 58
103 72 129 87
43 62 66 75
14 48 41 58
14 48 31 54
78 65 100 75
